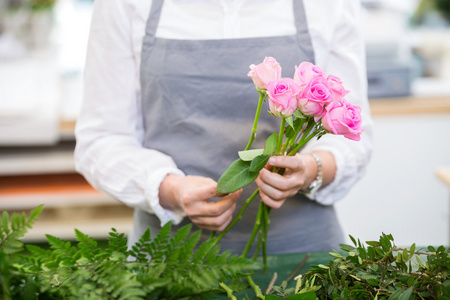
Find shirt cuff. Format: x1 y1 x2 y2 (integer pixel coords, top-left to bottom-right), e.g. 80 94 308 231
144 167 186 226
300 140 358 206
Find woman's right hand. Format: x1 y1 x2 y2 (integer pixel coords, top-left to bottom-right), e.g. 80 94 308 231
159 175 242 231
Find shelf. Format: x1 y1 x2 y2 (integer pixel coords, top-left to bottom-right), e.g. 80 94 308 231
0 140 76 176
369 95 450 116
0 172 135 242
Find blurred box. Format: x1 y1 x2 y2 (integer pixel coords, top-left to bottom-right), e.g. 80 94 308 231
367 59 411 98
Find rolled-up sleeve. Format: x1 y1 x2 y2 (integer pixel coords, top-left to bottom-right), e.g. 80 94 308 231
74 0 186 225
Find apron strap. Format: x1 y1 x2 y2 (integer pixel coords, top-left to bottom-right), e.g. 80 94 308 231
145 0 164 38
145 0 315 62
293 0 315 63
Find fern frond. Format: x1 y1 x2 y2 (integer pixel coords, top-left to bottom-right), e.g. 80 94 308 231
0 206 43 255
74 229 100 261
27 205 44 228
150 222 172 263
128 228 151 262
179 229 201 263
193 237 216 263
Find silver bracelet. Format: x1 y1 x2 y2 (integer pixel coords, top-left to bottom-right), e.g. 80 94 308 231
302 153 323 197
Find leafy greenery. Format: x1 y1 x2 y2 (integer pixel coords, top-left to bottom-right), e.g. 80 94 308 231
293 233 450 300
218 234 450 299
2 207 449 299
0 206 259 299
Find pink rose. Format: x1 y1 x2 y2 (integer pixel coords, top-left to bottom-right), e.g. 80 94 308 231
321 99 363 141
266 78 301 118
298 76 332 117
293 62 325 88
327 75 349 102
247 57 282 90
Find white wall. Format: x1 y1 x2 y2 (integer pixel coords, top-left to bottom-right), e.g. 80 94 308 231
335 113 450 247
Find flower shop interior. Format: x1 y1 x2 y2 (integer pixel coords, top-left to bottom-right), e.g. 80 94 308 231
1 0 450 254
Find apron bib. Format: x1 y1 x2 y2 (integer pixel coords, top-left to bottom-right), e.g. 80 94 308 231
131 0 344 254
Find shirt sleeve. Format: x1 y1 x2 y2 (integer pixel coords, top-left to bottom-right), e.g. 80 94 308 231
300 0 374 205
74 0 186 226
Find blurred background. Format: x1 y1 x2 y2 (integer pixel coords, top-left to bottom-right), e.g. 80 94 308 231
0 0 449 247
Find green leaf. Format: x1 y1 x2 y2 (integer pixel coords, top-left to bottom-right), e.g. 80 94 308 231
217 159 258 194
410 243 415 256
402 248 408 260
287 293 317 300
238 149 264 161
264 132 278 155
28 205 44 228
340 244 356 252
398 287 413 300
249 154 270 173
265 295 282 300
349 235 357 246
285 116 294 129
387 288 403 300
294 110 307 119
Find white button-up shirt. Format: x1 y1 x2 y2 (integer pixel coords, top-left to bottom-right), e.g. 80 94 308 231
75 0 374 226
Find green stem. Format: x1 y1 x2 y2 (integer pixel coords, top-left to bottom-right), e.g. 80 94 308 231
247 275 265 300
281 136 293 155
288 121 322 156
262 203 270 273
245 92 265 151
252 229 262 261
214 189 260 246
288 130 319 156
294 118 308 142
242 201 264 258
220 282 237 300
276 118 286 155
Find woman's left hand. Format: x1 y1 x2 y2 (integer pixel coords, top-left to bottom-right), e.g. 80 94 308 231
255 154 316 209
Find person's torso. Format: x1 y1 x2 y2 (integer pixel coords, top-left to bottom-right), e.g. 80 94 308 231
133 0 343 254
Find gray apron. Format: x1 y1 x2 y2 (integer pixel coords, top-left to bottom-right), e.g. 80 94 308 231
131 0 344 255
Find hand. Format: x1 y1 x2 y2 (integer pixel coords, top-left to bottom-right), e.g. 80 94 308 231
255 154 316 209
159 175 242 231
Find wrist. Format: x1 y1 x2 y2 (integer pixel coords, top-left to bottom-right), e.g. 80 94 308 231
159 174 183 210
302 153 323 198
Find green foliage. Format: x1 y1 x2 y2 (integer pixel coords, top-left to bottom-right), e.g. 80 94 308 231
4 208 449 300
0 208 258 299
295 233 450 299
0 205 43 255
0 205 44 300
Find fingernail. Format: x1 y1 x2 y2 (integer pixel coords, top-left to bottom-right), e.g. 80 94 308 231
268 157 275 165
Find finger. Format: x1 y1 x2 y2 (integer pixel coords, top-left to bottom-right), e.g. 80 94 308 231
187 189 241 217
181 182 218 207
196 213 234 232
190 202 236 231
258 168 303 192
268 155 305 171
256 174 292 201
259 189 286 210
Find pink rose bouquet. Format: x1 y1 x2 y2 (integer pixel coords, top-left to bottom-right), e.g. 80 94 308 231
214 57 363 271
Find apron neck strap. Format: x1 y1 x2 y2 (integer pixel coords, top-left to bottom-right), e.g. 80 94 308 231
145 0 310 40
145 0 164 38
